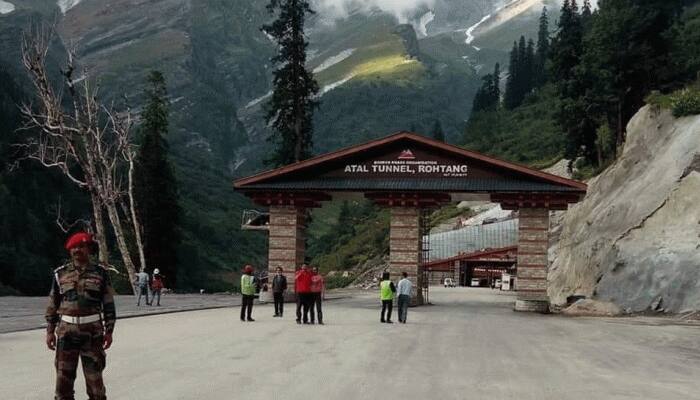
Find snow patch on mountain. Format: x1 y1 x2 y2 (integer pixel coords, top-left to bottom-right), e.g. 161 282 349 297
0 0 15 14
57 0 82 14
320 74 355 95
465 14 491 45
263 31 275 43
467 0 547 44
313 49 355 73
245 91 273 109
415 10 435 37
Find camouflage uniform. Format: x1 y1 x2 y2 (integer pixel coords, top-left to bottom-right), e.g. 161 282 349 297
45 263 116 400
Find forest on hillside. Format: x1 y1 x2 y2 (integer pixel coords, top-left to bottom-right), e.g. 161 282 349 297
464 0 700 173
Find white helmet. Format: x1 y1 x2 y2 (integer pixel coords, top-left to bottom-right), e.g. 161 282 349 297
154 268 160 274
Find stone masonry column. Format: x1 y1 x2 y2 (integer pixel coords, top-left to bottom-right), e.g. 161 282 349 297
389 207 424 305
515 208 550 312
267 205 306 301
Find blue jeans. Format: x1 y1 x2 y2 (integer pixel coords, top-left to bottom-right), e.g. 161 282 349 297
398 294 410 322
137 285 149 305
152 289 161 306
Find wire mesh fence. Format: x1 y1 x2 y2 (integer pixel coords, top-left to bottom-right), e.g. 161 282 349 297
425 219 519 261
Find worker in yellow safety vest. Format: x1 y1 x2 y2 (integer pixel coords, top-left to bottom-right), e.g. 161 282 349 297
379 271 396 323
240 265 256 322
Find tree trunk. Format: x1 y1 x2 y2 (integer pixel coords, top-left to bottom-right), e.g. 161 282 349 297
80 136 110 267
89 190 109 266
127 156 147 274
104 199 138 295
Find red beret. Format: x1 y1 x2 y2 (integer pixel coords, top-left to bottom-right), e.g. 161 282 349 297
244 265 254 274
65 232 95 250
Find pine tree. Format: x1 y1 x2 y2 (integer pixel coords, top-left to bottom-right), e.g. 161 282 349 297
134 71 181 287
549 0 596 162
517 36 527 99
471 63 501 114
535 7 550 87
336 201 354 238
472 74 490 113
491 63 501 105
262 0 319 167
431 120 445 142
525 38 536 95
504 41 520 109
581 0 593 26
582 0 682 152
550 0 584 84
504 36 534 109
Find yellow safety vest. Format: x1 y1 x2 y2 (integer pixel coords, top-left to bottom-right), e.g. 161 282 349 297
380 280 394 300
241 274 255 296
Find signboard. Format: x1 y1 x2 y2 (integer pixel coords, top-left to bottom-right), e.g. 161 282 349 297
341 149 470 178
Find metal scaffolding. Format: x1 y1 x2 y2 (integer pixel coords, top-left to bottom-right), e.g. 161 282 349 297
420 208 432 304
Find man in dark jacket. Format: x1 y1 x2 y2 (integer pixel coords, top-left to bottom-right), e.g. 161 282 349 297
272 267 288 317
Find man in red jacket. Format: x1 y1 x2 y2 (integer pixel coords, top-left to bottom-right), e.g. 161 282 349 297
295 264 312 325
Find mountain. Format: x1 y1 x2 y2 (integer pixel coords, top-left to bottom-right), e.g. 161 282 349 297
0 0 552 293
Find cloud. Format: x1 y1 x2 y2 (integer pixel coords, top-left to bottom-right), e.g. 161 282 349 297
313 0 436 23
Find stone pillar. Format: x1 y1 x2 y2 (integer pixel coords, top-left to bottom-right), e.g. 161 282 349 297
267 206 305 301
389 207 424 305
515 208 550 312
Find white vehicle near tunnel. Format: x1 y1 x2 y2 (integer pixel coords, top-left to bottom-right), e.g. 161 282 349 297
444 278 456 287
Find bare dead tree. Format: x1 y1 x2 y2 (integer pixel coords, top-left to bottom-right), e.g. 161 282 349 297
52 197 92 234
17 25 147 293
108 105 147 278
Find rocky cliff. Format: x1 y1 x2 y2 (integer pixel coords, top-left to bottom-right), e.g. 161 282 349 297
549 106 700 313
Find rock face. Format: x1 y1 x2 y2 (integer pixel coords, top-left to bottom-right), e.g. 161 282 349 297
549 106 700 313
561 299 623 317
393 24 421 59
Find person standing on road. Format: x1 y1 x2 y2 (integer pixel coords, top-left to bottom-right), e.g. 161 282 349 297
379 271 396 323
240 265 256 322
135 268 150 306
397 272 412 324
151 268 164 306
45 232 116 400
295 264 312 324
272 267 287 317
309 267 325 325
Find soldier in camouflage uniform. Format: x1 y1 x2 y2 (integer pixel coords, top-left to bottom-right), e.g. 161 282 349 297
45 232 117 400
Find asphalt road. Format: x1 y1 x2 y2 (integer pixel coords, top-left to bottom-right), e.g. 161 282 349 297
1 287 699 400
0 294 242 333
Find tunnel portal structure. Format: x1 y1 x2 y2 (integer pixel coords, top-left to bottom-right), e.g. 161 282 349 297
234 132 586 312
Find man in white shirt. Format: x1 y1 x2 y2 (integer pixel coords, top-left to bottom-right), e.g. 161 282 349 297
135 268 150 306
397 272 413 324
